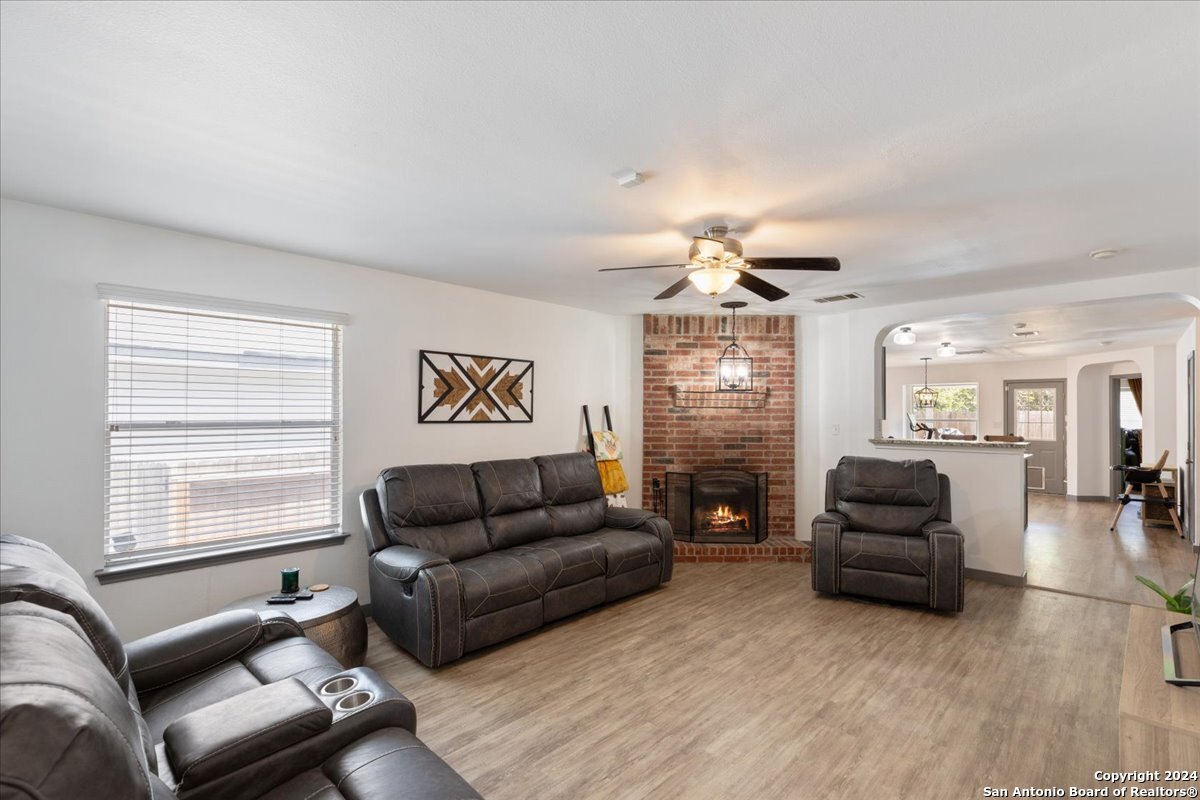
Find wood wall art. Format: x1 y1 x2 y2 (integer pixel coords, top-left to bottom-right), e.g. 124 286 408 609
418 350 534 423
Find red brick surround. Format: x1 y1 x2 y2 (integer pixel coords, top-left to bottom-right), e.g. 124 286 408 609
641 313 797 548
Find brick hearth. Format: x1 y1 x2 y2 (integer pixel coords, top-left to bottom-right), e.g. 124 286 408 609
673 537 811 564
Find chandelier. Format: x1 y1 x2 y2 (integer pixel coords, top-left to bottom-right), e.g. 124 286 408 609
716 301 753 392
914 357 938 409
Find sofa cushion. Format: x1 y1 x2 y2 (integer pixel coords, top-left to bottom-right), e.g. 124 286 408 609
511 536 606 591
577 528 663 578
472 458 552 548
833 456 939 535
535 452 606 536
455 551 547 619
376 464 491 561
839 530 930 577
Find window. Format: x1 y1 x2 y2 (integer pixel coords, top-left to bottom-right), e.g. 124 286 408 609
1012 387 1059 441
102 287 344 570
1119 385 1143 430
910 383 978 437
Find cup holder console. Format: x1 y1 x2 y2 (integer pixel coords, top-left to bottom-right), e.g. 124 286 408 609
334 691 374 712
319 677 358 696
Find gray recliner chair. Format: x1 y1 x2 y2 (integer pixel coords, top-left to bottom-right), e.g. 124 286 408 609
810 456 964 612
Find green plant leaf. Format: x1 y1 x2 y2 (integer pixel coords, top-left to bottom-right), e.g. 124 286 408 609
1136 575 1172 602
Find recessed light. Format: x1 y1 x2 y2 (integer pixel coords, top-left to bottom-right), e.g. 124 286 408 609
893 327 916 345
1011 330 1040 338
1089 249 1119 260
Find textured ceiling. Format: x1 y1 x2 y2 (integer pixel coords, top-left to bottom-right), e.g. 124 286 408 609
1 1 1197 315
886 295 1196 364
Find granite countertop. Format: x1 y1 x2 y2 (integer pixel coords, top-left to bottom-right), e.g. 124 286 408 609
869 437 1030 451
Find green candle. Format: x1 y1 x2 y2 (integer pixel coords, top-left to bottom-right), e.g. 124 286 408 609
281 567 300 594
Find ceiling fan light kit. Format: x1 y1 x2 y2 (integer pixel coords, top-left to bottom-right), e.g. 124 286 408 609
893 327 916 345
598 223 841 302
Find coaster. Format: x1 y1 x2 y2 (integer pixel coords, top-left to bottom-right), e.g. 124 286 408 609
310 583 330 592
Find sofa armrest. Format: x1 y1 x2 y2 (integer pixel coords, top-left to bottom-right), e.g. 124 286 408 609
921 520 962 537
164 678 331 792
127 609 265 693
604 507 674 583
372 544 451 584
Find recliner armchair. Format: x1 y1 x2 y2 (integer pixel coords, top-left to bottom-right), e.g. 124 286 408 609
810 456 964 612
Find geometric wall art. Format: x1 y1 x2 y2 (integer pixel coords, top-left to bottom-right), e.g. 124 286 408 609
418 350 534 423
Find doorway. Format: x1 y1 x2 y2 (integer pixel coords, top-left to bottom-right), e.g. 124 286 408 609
1005 379 1067 495
1187 351 1195 543
1109 374 1144 499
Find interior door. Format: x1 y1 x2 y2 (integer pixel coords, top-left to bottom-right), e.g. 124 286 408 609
1005 380 1067 495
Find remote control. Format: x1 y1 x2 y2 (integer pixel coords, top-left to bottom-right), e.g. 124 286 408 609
293 591 314 601
267 595 296 604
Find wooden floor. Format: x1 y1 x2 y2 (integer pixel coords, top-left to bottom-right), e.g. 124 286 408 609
366 563 1129 800
1025 493 1195 606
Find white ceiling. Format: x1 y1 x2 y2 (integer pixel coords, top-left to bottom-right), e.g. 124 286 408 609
1 1 1198 315
886 294 1197 363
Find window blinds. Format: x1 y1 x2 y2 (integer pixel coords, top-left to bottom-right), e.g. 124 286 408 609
103 296 342 564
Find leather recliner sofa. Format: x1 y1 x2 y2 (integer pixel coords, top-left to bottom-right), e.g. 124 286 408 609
810 456 964 612
0 533 482 800
360 451 672 667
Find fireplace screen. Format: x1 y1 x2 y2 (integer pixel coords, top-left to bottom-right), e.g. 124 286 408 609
666 469 768 543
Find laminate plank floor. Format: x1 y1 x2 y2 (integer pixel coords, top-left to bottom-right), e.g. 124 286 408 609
1025 494 1194 606
366 563 1128 800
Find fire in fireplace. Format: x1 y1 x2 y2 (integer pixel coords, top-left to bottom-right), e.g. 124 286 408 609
666 469 767 543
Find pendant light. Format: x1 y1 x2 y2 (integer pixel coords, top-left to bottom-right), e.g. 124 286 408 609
914 357 938 409
716 301 753 392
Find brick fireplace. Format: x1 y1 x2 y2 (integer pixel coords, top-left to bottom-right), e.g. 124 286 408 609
641 313 808 564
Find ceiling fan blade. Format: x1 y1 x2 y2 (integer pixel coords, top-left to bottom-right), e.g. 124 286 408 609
734 270 789 302
692 236 725 260
743 257 841 271
598 264 691 272
654 276 694 300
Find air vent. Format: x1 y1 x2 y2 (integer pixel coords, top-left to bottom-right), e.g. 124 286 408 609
812 292 864 304
956 349 987 356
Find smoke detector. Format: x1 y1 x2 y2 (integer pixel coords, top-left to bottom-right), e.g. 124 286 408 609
613 169 645 188
1089 249 1119 260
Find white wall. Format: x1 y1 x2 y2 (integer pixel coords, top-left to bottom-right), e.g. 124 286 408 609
883 357 1068 439
0 199 636 638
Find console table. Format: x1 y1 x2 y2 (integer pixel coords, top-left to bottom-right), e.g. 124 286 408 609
1119 605 1200 768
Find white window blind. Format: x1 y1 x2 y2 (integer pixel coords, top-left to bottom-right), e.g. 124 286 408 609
103 295 343 565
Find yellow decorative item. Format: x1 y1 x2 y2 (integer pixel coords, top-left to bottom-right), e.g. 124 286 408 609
592 430 624 462
597 459 629 495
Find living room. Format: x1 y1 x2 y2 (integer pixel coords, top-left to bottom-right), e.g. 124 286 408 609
1 2 1198 799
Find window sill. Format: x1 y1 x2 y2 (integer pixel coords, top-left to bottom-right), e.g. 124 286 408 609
94 531 350 584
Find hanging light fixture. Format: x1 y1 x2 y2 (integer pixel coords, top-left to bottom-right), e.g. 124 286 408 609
914 357 938 409
716 301 753 392
936 341 956 357
893 326 916 346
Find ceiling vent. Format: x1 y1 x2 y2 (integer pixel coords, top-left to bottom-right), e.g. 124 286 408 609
956 349 987 356
812 292 864 304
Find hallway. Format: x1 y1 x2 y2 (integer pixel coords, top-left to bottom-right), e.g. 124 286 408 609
1025 493 1195 606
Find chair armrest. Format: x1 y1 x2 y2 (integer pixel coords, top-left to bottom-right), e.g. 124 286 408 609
372 544 451 584
163 678 331 792
813 511 848 528
127 609 264 693
921 520 962 537
604 506 660 529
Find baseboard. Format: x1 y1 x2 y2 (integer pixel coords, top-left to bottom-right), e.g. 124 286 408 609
1067 494 1110 502
964 567 1027 587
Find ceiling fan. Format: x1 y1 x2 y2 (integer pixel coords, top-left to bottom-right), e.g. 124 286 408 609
599 224 840 302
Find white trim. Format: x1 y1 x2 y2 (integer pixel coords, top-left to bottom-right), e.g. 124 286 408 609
97 283 349 325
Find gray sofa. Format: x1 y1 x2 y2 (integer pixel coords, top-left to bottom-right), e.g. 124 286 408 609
0 533 481 800
810 456 964 612
360 451 672 667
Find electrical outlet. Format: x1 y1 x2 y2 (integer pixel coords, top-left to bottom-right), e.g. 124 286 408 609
832 424 841 436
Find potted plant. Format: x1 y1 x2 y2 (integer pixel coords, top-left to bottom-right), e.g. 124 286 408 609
1135 574 1195 614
